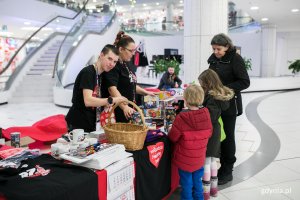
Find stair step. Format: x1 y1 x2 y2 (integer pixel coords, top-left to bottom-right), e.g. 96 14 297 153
33 63 53 66
9 96 53 103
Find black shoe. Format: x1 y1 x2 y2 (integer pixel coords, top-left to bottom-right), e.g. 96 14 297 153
218 173 233 185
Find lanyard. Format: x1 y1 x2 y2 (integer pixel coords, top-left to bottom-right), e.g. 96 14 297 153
123 62 137 103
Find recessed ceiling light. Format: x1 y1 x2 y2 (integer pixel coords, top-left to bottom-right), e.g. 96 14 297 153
143 4 146 6
180 0 183 3
261 18 269 21
291 8 299 13
24 21 31 25
156 2 159 6
250 6 259 10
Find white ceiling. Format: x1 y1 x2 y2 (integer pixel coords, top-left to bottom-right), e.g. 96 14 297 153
232 0 300 32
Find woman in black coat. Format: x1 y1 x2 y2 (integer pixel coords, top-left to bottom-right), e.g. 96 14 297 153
207 33 250 185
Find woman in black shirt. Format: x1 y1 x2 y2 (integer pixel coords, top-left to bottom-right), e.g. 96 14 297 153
101 31 155 122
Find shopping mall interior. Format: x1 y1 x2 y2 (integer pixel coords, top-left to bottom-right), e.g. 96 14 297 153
0 0 300 199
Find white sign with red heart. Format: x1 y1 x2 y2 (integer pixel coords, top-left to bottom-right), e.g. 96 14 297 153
147 142 164 168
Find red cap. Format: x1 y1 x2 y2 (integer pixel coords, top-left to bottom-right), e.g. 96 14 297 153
2 114 67 142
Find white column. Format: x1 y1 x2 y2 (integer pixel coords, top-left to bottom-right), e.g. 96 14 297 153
166 1 174 30
261 24 277 77
183 0 228 84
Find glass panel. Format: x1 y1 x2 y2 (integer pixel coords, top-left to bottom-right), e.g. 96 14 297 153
55 11 115 87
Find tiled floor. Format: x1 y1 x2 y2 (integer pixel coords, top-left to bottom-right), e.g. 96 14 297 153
1 74 300 200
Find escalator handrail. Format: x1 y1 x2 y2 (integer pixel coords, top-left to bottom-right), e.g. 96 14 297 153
0 0 90 77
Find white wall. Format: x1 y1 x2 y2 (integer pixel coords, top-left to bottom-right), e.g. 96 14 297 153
229 31 261 77
277 32 300 76
230 30 300 77
129 34 184 64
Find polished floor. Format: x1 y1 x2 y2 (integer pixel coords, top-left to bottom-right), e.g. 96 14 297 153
1 72 300 199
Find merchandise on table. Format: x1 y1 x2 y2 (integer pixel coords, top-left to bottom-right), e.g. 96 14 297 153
143 95 159 109
10 132 20 148
130 111 143 125
144 107 161 118
164 107 176 133
159 97 175 118
167 88 184 97
158 91 172 100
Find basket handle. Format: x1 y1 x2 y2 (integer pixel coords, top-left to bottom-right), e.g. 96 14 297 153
107 100 146 128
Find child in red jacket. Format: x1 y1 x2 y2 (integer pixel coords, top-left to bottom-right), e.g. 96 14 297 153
168 84 213 200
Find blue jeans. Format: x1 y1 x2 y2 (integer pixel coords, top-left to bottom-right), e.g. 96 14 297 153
178 167 204 200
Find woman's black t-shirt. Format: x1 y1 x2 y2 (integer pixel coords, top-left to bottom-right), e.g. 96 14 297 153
101 61 137 122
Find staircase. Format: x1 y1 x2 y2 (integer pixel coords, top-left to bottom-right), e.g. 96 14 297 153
9 39 63 103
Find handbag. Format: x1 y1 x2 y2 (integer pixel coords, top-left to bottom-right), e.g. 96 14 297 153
100 106 116 127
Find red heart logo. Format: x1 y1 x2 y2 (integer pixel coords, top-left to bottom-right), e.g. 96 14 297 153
147 142 164 168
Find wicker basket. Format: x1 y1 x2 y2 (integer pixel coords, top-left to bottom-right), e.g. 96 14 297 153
103 100 148 151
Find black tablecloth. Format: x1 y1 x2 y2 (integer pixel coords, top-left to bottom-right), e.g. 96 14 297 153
129 136 171 200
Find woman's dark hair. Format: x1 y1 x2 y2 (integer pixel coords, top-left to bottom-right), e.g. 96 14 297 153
211 33 234 50
113 31 135 48
101 44 119 55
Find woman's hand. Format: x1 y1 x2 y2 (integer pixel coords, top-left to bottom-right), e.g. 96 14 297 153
112 96 127 104
175 83 179 88
122 105 135 119
145 91 156 96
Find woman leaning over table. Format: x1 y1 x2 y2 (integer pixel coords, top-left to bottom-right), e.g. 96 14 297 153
101 31 155 123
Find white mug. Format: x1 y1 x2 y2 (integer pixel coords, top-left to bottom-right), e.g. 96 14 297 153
68 129 85 144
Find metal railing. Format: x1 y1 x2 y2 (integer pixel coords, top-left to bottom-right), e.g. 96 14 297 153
54 10 117 88
121 21 183 34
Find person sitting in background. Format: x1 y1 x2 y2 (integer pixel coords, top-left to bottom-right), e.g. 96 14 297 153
157 66 182 90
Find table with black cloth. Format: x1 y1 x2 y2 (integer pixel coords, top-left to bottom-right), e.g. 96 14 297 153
0 137 179 200
129 136 172 200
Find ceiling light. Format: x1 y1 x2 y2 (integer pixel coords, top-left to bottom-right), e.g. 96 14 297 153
156 2 159 6
250 6 259 10
143 4 146 6
291 8 299 13
180 0 183 3
24 21 31 25
93 0 97 2
261 18 269 21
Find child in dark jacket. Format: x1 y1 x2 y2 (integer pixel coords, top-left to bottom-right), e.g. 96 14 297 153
198 69 234 199
168 84 213 200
